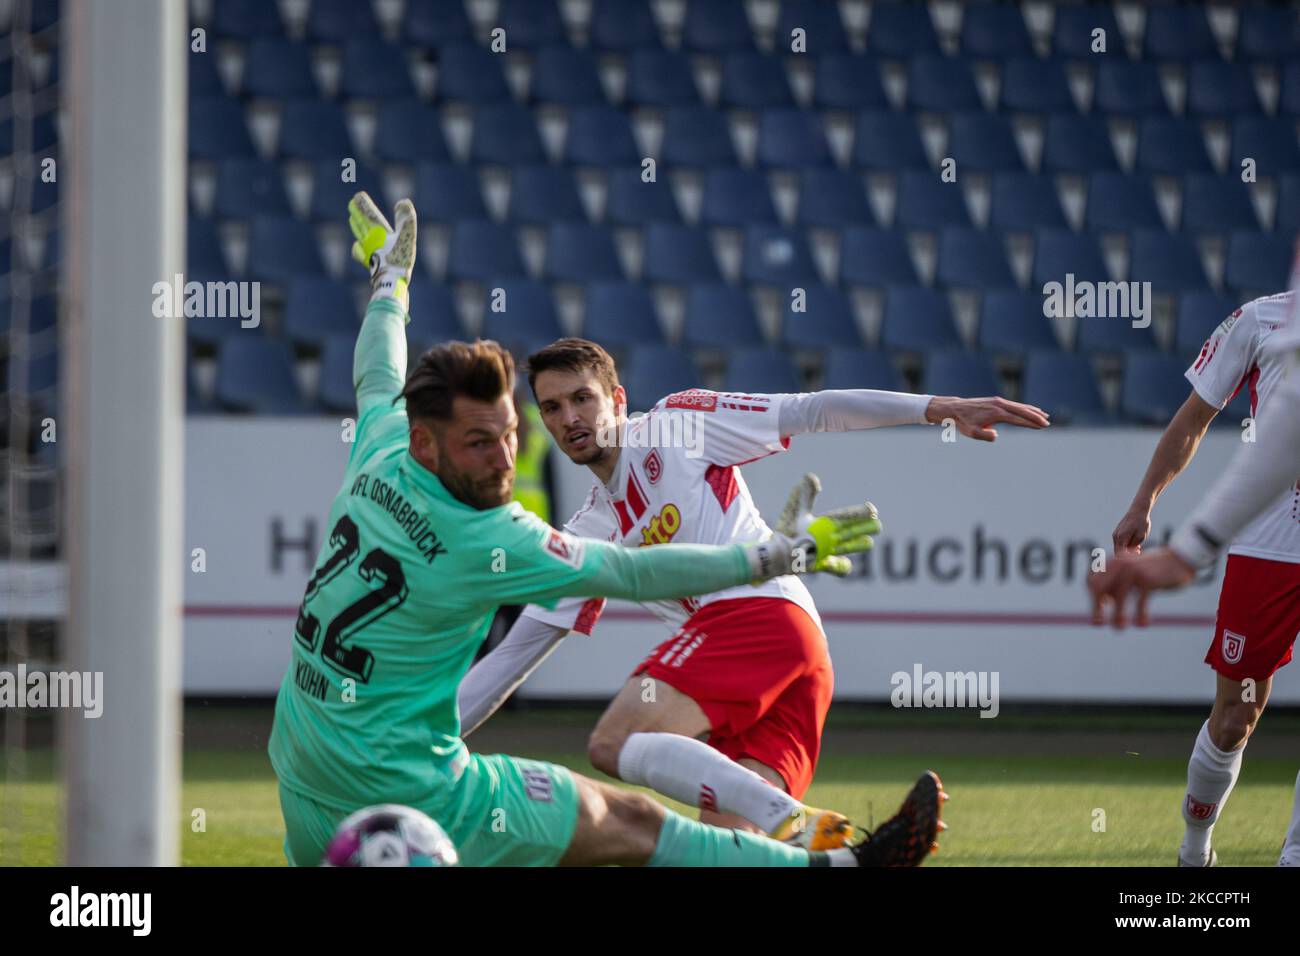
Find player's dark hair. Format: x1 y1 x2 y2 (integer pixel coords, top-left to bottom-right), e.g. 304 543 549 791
398 339 515 422
525 337 620 402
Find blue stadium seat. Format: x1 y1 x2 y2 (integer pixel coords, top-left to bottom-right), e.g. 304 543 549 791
189 50 224 96
531 45 607 106
1135 116 1214 175
1181 174 1259 234
867 3 940 57
605 168 682 225
1121 352 1191 425
187 217 230 284
306 0 378 42
278 99 353 159
436 43 512 103
341 36 415 99
642 224 720 283
978 289 1062 354
937 227 1014 288
213 158 291 220
1033 228 1109 287
925 351 1000 396
662 107 738 167
620 346 702 411
188 96 255 159
783 285 862 348
724 347 803 393
682 0 754 53
1280 61 1300 115
247 217 325 284
1000 58 1075 114
823 349 903 390
757 109 831 168
545 223 623 282
1053 4 1121 58
853 111 928 170
1022 351 1109 424
242 37 317 98
584 281 664 347
471 104 546 165
1095 60 1168 115
720 53 794 109
1186 60 1262 117
8 347 60 416
895 169 971 230
989 172 1067 231
1075 306 1158 354
1042 114 1118 173
1230 116 1300 177
498 0 568 48
481 279 564 349
743 225 819 286
215 339 307 414
1237 5 1300 60
590 0 660 51
1224 231 1292 298
880 287 961 353
1175 292 1239 357
565 107 639 166
415 163 487 222
509 165 587 224
840 226 919 287
1281 175 1300 232
683 283 762 348
701 168 777 227
374 100 451 164
797 168 874 228
317 335 358 414
948 112 1025 172
407 0 475 49
213 0 284 37
311 159 386 222
626 49 700 107
1143 6 1217 60
1086 172 1163 232
407 284 466 349
907 55 982 112
962 5 1034 58
778 0 850 54
1129 230 1210 294
284 278 357 352
813 54 888 110
447 221 525 281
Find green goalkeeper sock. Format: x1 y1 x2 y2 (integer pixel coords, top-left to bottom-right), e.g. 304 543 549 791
647 809 814 867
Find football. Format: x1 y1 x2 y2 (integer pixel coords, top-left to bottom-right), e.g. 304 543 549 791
323 805 459 868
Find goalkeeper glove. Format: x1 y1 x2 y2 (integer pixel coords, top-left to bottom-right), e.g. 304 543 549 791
348 191 417 311
744 473 881 581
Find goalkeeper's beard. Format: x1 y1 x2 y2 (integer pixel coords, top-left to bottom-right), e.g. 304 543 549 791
435 437 516 510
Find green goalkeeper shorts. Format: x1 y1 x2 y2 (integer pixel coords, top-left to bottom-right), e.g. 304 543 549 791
279 753 582 867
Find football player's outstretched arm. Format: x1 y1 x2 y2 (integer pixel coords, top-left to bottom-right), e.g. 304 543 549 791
773 389 1049 443
458 615 567 737
348 192 416 414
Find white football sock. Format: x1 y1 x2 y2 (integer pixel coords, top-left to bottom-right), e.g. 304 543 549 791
617 731 801 833
1280 769 1300 867
1180 720 1244 865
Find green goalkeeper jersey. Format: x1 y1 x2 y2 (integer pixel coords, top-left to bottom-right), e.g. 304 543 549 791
268 297 754 813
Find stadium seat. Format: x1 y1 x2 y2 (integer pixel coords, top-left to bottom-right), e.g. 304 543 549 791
907 55 982 112
472 105 546 166
589 0 661 51
853 111 929 170
407 284 466 349
436 43 512 104
1086 172 1163 232
1185 60 1263 117
1041 114 1119 173
1281 175 1300 232
247 217 325 284
625 49 700 107
661 108 738 168
1230 116 1300 178
531 45 607 106
446 220 526 281
1224 231 1292 299
682 283 762 348
1000 58 1075 114
188 96 255 159
642 224 721 283
341 36 415 99
415 163 487 223
937 227 1014 289
867 3 940 57
605 169 682 226
778 0 850 54
584 281 664 347
797 168 875 228
1094 61 1168 115
840 226 919 287
565 107 639 166
895 169 972 230
822 349 903 391
619 345 702 411
213 158 291 220
189 48 224 96
700 169 778 227
978 289 1062 354
545 223 623 282
1143 6 1217 60
1283 62 1300 115
757 109 831 168
724 347 803 393
880 287 961 353
1175 291 1239 357
1135 116 1214 175
1033 228 1109 288
481 279 564 349
306 0 378 42
8 347 60 416
742 225 819 286
782 284 863 348
497 0 568 48
1237 5 1300 60
242 37 316 98
1181 174 1259 234
1022 351 1109 424
316 335 358 414
214 339 306 415
947 113 1025 172
283 278 357 352
1053 4 1121 59
407 0 475 49
311 159 386 222
719 53 795 110
374 100 452 164
989 172 1067 232
813 54 888 110
1075 306 1158 355
1129 230 1210 294
682 0 754 53
509 166 587 225
1120 352 1192 425
187 217 230 284
212 0 284 37
277 99 354 160
961 5 1034 59
924 351 1000 397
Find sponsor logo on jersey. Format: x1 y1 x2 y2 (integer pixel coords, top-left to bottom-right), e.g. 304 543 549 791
644 449 663 484
523 768 554 803
640 502 682 546
1221 629 1246 665
1185 794 1217 821
545 529 585 570
665 389 717 412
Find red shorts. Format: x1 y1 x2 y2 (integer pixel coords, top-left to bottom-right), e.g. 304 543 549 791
632 597 832 799
1204 554 1300 681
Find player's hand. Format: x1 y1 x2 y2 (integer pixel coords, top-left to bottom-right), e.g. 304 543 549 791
772 473 881 576
924 396 1050 442
1086 548 1196 630
1111 507 1152 554
348 191 417 309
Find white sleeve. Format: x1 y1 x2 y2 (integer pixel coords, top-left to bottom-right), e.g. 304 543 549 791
457 615 569 737
1184 302 1260 410
656 389 789 466
775 389 933 435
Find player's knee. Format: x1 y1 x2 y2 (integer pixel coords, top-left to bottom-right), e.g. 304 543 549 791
587 729 625 778
1209 702 1259 751
606 789 665 856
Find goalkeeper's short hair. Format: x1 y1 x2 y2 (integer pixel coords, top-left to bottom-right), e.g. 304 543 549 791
400 339 515 422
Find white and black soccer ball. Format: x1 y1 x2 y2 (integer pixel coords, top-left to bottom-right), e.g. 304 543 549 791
323 804 459 867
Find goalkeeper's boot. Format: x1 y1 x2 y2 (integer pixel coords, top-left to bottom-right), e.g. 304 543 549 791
772 807 855 851
851 771 947 867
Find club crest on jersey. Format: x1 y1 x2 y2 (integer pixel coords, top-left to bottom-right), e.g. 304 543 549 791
644 449 663 484
1221 629 1246 665
545 529 585 570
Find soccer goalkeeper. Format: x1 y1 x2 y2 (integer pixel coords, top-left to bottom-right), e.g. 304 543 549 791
267 193 944 867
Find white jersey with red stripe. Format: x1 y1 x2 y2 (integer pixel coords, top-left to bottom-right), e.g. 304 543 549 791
1184 291 1300 563
519 389 822 636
